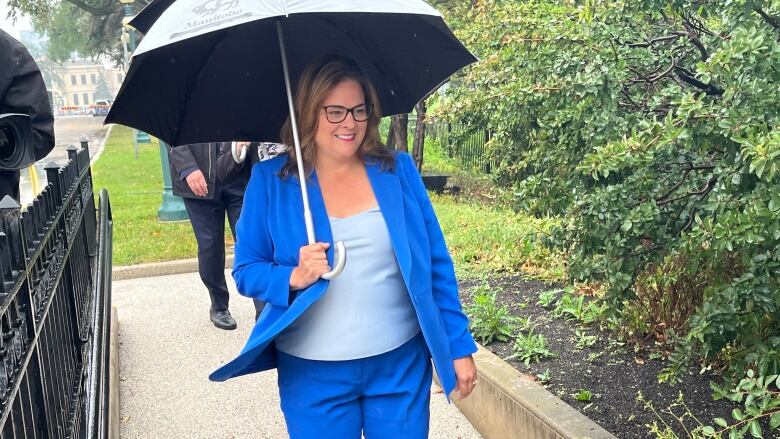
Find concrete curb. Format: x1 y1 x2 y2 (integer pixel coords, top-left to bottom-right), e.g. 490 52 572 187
112 254 234 280
112 259 616 438
450 345 617 439
109 306 120 439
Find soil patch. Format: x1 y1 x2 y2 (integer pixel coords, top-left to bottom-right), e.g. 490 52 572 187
458 274 743 438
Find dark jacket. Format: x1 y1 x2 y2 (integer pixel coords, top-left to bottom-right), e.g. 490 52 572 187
0 29 55 200
215 142 287 185
168 142 229 199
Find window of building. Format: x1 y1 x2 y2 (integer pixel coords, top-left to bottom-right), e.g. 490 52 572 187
117 73 123 83
91 74 96 84
73 94 79 106
81 74 87 85
71 75 77 85
83 93 89 105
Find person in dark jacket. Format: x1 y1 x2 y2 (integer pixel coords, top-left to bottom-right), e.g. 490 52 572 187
0 29 55 201
168 142 244 329
216 141 287 320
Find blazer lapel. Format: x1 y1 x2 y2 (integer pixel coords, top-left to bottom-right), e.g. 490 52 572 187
366 162 413 290
306 172 335 261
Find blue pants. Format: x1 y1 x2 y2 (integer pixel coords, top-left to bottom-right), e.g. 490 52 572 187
276 333 432 439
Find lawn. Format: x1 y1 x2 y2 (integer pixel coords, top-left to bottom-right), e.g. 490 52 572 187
91 126 230 266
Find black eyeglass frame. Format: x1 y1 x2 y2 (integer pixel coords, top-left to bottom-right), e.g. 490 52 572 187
321 104 372 123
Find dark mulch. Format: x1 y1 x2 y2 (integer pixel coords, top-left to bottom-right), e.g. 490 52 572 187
458 274 743 439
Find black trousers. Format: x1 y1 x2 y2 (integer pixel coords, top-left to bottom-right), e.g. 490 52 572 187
183 181 244 313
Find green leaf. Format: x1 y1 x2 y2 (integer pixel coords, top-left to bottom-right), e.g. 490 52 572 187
749 420 762 438
733 408 744 420
770 412 780 429
715 418 729 427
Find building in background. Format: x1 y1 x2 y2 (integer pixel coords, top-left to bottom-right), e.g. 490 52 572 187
48 59 124 114
19 30 124 115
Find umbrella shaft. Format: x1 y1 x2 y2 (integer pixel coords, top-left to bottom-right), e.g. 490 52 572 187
277 20 316 245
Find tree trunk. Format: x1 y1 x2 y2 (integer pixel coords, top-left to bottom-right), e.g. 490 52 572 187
412 101 426 172
386 120 396 148
391 114 409 152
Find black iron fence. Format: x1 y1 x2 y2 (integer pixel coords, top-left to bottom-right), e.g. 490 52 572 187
0 144 113 439
427 120 496 173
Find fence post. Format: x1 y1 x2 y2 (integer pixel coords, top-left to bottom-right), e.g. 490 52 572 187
0 197 26 277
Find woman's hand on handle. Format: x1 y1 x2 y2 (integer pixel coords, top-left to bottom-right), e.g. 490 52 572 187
453 355 478 399
290 242 331 290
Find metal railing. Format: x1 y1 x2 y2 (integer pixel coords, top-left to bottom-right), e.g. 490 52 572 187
0 144 113 439
427 121 496 173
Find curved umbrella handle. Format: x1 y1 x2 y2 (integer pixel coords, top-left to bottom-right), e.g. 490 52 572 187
321 241 346 280
231 141 247 163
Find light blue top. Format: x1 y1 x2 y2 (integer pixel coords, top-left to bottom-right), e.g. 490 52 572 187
274 206 421 360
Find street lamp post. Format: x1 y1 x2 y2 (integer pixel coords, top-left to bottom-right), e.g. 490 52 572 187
119 0 187 221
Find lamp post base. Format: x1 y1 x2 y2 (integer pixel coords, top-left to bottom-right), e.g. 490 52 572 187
157 190 189 221
158 141 188 222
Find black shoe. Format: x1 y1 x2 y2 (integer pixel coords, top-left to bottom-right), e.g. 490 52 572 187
209 308 237 330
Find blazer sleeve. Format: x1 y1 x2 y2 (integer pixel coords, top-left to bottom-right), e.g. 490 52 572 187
216 142 247 184
399 153 477 359
169 144 198 177
231 163 296 308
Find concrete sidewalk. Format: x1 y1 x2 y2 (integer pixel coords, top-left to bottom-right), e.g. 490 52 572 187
114 271 483 438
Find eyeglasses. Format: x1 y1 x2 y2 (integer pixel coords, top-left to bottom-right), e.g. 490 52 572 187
322 104 372 123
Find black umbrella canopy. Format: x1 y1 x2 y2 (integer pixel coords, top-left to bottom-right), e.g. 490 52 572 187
107 12 475 147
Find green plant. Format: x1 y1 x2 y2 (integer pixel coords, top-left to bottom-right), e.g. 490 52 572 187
637 391 710 439
508 331 555 366
536 369 551 384
704 370 780 438
574 329 598 350
537 288 562 308
465 284 521 344
586 351 604 363
552 291 605 325
574 389 593 402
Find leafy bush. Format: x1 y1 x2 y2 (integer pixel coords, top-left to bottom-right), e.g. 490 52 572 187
436 0 780 403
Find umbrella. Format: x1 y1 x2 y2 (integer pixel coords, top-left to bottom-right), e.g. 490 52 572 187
128 0 176 35
106 0 476 278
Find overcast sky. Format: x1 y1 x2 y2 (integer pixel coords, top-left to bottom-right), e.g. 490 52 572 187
1 0 33 40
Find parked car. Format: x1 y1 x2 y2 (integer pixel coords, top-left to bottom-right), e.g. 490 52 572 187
90 100 111 116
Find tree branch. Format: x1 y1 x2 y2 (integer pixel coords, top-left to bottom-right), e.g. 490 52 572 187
64 0 117 16
626 33 684 48
673 67 724 96
755 8 780 30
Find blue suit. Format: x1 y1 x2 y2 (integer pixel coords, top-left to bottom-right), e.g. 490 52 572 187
209 152 476 399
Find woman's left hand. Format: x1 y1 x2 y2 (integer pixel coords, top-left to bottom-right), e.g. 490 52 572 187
453 355 478 399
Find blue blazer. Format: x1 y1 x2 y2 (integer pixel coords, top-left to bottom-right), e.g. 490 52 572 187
209 152 477 396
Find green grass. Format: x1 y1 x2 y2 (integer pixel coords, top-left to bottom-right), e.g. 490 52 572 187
92 126 230 265
433 195 564 281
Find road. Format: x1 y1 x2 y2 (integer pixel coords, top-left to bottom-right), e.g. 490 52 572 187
19 115 110 206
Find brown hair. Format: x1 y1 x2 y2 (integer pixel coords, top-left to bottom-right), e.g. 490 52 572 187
279 55 394 178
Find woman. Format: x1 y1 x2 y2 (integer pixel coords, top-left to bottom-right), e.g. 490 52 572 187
210 55 477 438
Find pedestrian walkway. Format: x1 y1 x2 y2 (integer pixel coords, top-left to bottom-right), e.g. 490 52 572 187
114 271 483 438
